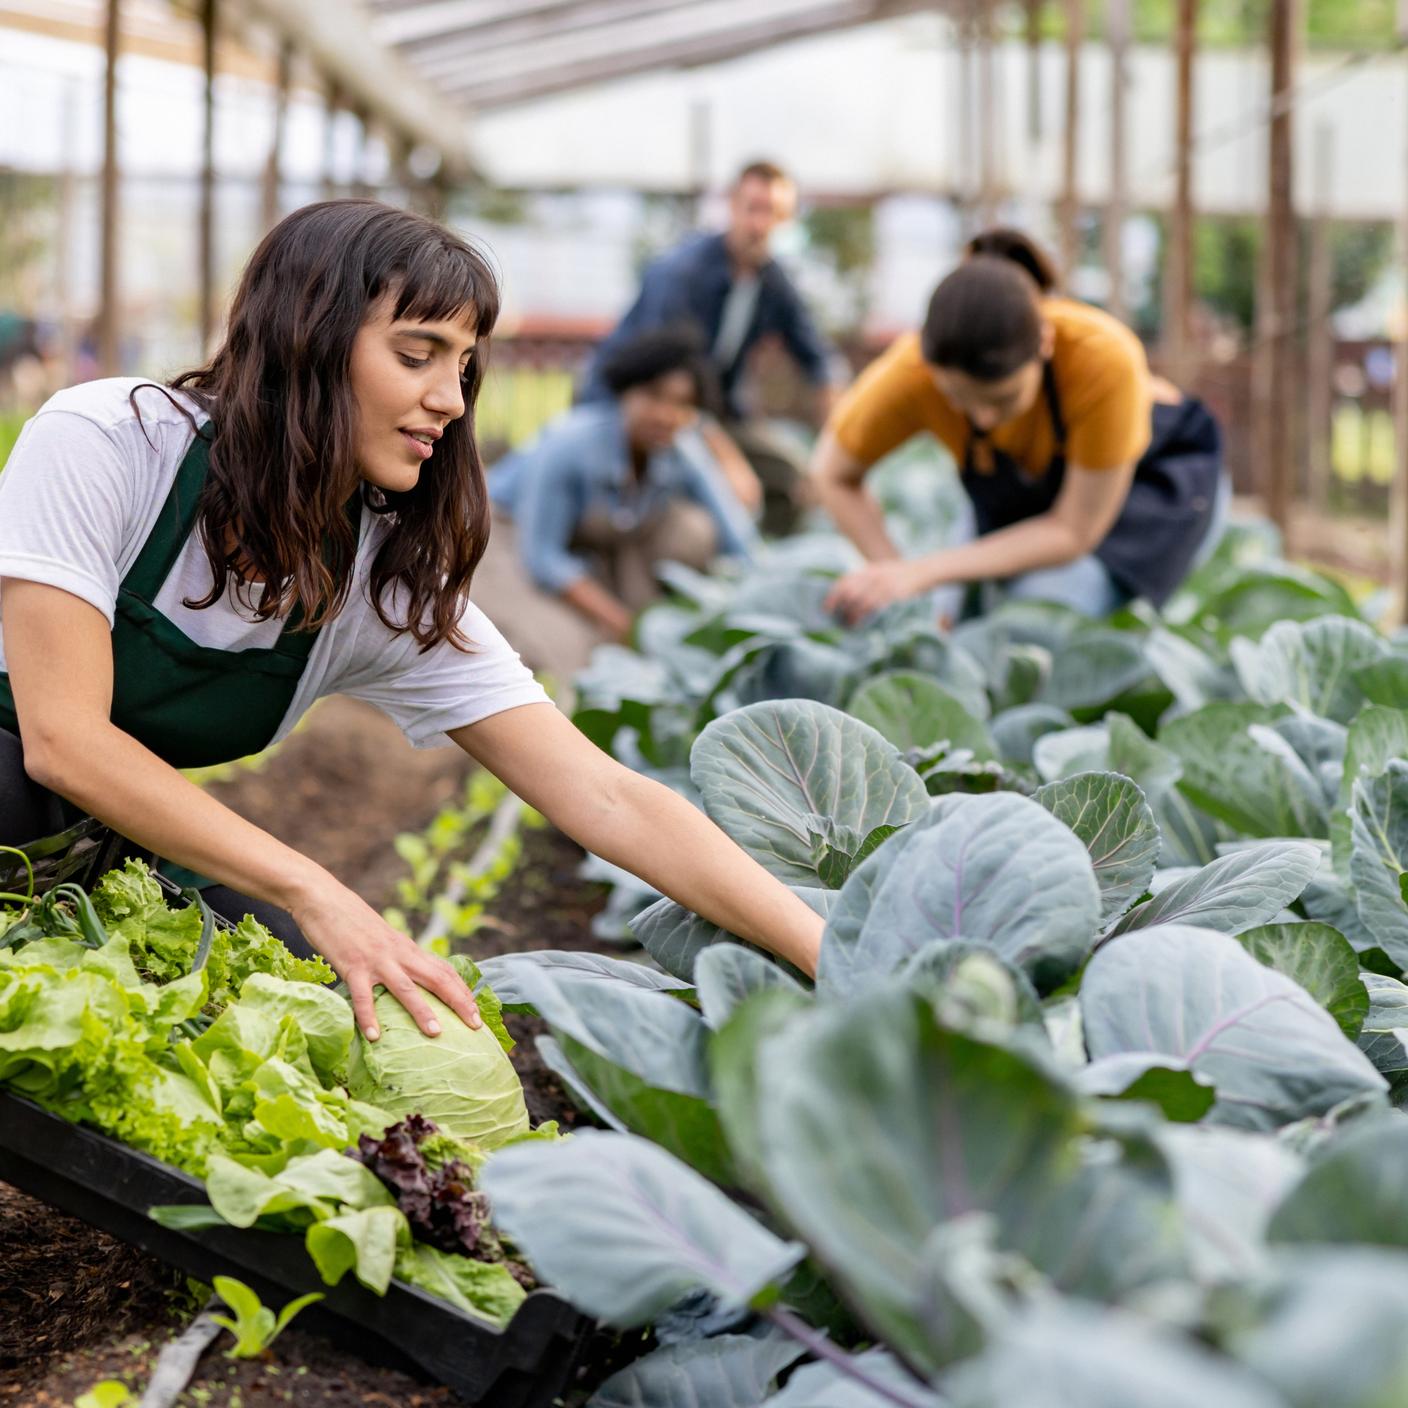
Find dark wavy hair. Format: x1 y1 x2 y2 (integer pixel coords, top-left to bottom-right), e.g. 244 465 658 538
598 324 722 414
920 227 1058 382
149 198 500 652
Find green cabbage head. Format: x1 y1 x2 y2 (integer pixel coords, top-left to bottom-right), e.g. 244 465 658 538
346 988 529 1149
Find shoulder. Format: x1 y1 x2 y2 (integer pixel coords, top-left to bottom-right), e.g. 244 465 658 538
659 232 724 276
537 402 618 457
1047 299 1147 382
35 378 204 436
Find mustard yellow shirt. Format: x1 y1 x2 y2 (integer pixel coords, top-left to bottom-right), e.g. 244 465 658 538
831 298 1153 477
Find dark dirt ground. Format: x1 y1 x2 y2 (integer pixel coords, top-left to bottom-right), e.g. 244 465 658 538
1 697 640 1408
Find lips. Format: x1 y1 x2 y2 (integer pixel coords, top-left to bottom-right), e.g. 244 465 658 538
400 429 435 461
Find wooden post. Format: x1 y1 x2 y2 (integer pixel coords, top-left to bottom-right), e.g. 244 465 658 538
1026 0 1042 146
1261 0 1297 534
1391 2 1408 619
198 0 217 351
1306 121 1334 514
352 106 371 197
957 3 975 229
57 78 79 380
97 0 121 375
261 39 292 232
1105 0 1130 319
323 82 341 201
976 0 998 226
1164 0 1196 386
1059 0 1082 283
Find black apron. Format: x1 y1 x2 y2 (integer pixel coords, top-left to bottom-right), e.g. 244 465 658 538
0 428 338 768
960 362 1223 607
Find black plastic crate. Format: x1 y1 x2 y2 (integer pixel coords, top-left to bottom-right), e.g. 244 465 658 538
0 1086 592 1404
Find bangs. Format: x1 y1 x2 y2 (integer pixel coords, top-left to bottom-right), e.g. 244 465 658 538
389 237 501 337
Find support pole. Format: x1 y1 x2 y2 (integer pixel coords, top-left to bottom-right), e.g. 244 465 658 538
1261 0 1298 534
1306 121 1334 515
97 0 121 376
57 78 79 380
1026 0 1042 146
957 3 975 231
322 82 341 201
1391 3 1408 619
1164 0 1196 386
198 0 217 351
1058 0 1082 283
352 106 371 197
977 0 997 227
1105 0 1130 319
261 39 292 232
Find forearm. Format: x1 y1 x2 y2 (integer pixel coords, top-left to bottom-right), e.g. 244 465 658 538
815 478 900 562
915 512 1090 588
698 420 762 513
28 720 330 911
562 771 823 974
560 576 633 638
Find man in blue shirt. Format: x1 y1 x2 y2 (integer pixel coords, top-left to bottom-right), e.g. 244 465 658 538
580 160 846 534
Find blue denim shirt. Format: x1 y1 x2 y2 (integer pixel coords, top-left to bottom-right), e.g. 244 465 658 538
488 401 757 594
579 233 835 419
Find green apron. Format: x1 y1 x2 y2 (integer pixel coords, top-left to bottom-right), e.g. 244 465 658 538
0 426 352 770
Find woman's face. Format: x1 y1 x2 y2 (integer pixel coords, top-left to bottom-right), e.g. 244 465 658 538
348 297 479 493
931 358 1044 433
619 370 700 454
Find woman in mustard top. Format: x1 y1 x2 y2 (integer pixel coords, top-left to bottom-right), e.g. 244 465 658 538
815 229 1225 623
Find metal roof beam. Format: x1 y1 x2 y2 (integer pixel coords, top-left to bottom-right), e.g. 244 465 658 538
241 0 478 176
433 0 937 106
393 0 701 64
370 0 584 46
419 0 887 86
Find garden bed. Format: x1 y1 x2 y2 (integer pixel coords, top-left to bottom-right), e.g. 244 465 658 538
0 697 630 1406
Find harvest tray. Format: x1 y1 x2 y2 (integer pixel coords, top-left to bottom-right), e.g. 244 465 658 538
0 1090 594 1406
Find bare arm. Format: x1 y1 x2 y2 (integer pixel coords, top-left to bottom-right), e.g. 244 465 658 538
452 704 824 975
698 419 763 514
809 430 900 562
2 579 481 1041
560 576 633 640
915 460 1135 586
825 461 1136 623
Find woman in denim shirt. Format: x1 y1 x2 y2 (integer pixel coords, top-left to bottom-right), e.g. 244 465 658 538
478 328 756 675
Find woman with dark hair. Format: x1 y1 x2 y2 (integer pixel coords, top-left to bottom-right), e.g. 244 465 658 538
476 325 756 673
0 201 821 1043
814 227 1226 623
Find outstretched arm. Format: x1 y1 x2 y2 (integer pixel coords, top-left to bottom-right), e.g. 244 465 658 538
452 703 825 975
810 429 900 563
2 578 481 1042
826 460 1136 624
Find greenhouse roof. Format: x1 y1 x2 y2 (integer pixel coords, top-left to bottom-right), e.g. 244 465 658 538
362 0 943 110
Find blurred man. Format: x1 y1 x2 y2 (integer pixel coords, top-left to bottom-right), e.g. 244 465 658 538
580 160 846 534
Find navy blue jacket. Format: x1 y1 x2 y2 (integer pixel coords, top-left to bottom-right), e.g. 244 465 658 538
580 233 835 419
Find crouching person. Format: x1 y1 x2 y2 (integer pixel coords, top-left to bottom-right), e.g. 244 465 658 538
478 328 756 676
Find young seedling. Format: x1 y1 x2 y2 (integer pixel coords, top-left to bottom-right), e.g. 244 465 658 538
209 1275 323 1359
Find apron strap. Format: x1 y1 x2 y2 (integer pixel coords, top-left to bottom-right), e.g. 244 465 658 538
121 426 213 601
1041 359 1067 454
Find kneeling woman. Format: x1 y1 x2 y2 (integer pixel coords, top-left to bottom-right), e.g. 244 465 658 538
476 327 756 675
815 229 1225 623
0 200 822 1043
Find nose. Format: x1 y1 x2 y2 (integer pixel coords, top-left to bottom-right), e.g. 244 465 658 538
971 407 999 431
424 366 465 421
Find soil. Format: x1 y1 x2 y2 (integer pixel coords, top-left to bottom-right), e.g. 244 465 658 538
1 697 632 1407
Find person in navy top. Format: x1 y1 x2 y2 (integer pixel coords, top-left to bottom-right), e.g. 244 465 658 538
579 160 846 534
478 327 756 676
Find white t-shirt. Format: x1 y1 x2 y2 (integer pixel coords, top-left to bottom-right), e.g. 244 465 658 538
0 378 550 749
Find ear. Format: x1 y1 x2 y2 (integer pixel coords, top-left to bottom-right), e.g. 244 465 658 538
1038 319 1056 361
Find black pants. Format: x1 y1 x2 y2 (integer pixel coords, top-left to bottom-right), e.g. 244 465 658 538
0 727 312 958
